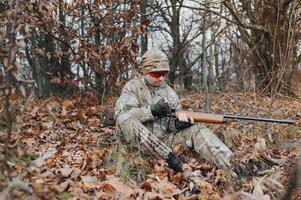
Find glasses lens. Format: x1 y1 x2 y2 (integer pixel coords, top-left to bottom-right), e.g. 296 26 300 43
149 71 168 78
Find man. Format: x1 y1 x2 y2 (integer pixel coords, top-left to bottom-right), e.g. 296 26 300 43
114 48 232 172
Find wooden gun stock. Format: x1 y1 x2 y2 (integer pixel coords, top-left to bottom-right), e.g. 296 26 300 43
175 111 225 124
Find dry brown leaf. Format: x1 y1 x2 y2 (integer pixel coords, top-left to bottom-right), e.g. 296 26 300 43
141 181 152 192
222 192 254 200
173 143 184 155
61 100 74 117
31 182 44 197
143 192 165 200
29 106 40 117
89 117 101 127
261 171 284 194
153 177 182 198
46 103 59 120
254 138 267 154
57 167 73 177
289 147 298 158
41 121 54 129
199 180 216 200
214 170 226 184
23 137 36 147
252 178 270 200
85 107 97 116
102 183 116 197
55 179 74 192
103 128 115 136
100 176 135 198
81 175 98 189
70 168 81 179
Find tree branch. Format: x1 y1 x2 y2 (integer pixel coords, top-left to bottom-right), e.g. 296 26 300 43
222 0 266 32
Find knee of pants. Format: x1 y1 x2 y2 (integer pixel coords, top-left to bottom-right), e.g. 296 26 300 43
119 118 152 144
174 124 208 148
184 123 210 137
186 124 225 147
118 118 139 143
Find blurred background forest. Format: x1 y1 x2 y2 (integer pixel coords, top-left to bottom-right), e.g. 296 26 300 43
0 0 301 199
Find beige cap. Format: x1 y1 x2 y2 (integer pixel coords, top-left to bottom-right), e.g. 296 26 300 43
141 49 170 74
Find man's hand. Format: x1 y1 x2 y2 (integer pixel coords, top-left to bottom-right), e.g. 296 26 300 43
175 112 194 130
166 152 184 172
151 98 170 117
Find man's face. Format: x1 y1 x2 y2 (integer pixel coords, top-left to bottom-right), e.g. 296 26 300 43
144 71 169 86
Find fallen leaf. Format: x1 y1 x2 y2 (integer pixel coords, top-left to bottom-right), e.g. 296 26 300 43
61 100 74 117
252 178 270 200
100 176 135 198
199 180 215 200
141 181 152 192
55 179 74 192
255 138 267 153
41 121 54 129
57 167 74 177
81 175 98 189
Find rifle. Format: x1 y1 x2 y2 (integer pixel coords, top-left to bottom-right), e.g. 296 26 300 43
169 109 295 124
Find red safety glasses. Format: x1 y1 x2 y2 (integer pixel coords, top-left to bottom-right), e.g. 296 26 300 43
148 71 169 79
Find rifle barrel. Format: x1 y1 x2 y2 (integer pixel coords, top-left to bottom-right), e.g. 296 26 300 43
224 114 295 124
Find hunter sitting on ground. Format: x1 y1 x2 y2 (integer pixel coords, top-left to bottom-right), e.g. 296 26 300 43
114 48 233 173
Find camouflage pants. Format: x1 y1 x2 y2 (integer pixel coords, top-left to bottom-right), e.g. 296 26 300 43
118 118 232 169
164 124 233 169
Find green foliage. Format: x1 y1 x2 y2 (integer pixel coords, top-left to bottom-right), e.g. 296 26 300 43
20 152 39 164
59 192 73 200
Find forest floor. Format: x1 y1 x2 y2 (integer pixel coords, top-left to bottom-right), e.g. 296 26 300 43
0 91 300 200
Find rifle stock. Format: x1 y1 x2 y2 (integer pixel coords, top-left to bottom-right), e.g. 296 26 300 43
175 111 225 124
174 110 295 124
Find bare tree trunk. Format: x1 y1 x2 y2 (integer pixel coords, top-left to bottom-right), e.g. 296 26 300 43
140 0 148 54
58 0 73 96
202 0 210 112
94 29 104 102
80 6 88 90
27 30 44 97
214 43 219 79
168 0 181 88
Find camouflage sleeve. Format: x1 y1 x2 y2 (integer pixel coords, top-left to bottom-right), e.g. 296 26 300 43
165 84 181 110
165 85 182 132
115 82 154 125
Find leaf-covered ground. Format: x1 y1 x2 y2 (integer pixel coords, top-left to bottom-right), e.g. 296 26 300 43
0 92 300 200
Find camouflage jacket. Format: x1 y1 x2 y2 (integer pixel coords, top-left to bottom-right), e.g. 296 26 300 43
115 76 181 139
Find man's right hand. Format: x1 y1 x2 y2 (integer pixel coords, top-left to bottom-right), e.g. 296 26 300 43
150 98 170 117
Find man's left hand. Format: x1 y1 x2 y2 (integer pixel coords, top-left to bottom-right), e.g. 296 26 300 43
175 112 194 130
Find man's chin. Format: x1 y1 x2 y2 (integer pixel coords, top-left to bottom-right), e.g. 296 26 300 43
152 82 163 87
